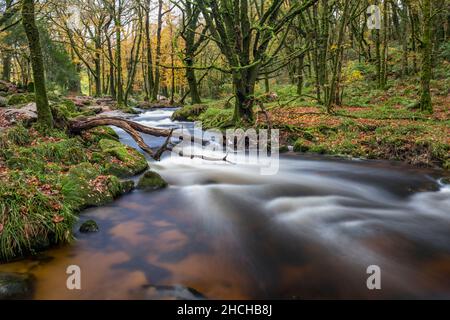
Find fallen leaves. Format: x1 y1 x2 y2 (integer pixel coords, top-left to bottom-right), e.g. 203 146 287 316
52 215 65 224
89 175 110 193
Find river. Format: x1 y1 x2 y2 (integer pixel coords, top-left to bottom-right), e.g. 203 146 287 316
0 108 449 299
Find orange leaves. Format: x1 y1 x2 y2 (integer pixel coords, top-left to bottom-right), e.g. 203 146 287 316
39 184 59 196
52 215 65 224
89 175 109 194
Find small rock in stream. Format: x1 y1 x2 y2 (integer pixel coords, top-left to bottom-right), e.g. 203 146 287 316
79 220 99 233
139 285 206 300
0 272 35 300
137 171 168 191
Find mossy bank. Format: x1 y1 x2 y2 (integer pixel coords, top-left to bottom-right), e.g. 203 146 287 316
0 123 148 262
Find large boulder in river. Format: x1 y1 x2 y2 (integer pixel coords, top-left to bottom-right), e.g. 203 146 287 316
137 171 168 191
0 273 35 300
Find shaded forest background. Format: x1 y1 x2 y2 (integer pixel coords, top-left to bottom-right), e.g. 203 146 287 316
0 0 449 119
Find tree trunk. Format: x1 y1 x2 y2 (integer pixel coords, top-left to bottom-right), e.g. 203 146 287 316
233 72 255 123
114 2 124 106
420 0 433 112
152 0 163 102
106 33 116 99
22 0 53 128
400 0 409 77
380 0 388 89
185 58 201 104
94 33 102 97
2 53 11 81
297 55 305 96
144 6 154 101
125 15 142 105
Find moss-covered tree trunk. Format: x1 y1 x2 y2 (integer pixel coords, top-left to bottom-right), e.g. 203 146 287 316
151 0 163 102
420 0 433 113
181 1 204 104
144 5 154 101
22 0 53 128
94 31 102 97
115 14 124 106
2 53 11 81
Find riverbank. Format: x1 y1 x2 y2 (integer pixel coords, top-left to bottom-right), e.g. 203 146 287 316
0 92 156 262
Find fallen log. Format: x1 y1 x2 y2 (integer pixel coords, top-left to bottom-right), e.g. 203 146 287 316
69 116 172 137
68 116 238 164
69 116 174 160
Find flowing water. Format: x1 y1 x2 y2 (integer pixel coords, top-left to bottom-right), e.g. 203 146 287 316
1 108 449 299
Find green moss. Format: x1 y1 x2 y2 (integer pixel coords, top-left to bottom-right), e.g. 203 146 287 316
171 104 208 122
137 171 168 191
198 107 234 129
293 139 310 152
309 144 329 155
6 156 46 172
61 163 129 211
5 138 88 172
99 139 148 177
0 172 76 261
0 124 31 149
0 126 143 262
7 93 35 106
83 126 119 145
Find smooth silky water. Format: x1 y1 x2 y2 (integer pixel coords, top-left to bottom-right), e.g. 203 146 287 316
1 108 449 299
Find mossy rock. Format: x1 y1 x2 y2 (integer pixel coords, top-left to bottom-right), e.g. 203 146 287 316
0 96 8 108
6 156 46 172
121 180 135 194
279 145 290 153
7 93 35 106
83 126 120 144
293 139 310 153
61 162 131 211
443 161 450 171
0 273 35 300
0 124 31 147
137 171 168 191
7 138 88 171
171 104 208 121
79 220 99 233
99 139 148 177
309 144 329 155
